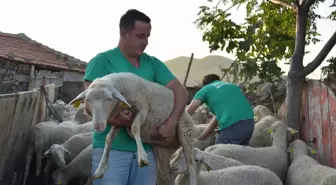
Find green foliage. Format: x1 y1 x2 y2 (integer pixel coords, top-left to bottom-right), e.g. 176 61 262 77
195 0 331 84
321 57 336 77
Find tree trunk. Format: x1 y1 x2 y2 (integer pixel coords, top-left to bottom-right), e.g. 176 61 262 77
286 8 309 130
286 74 304 130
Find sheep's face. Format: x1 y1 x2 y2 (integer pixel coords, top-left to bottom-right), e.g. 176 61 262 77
170 148 203 175
47 144 70 167
253 105 272 122
263 121 298 140
69 83 131 132
287 139 316 160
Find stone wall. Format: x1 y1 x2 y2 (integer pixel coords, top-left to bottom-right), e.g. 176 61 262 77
0 59 30 94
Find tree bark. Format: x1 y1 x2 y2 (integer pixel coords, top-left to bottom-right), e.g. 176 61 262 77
286 8 309 130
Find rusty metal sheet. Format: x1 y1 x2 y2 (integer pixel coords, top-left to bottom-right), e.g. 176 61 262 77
328 85 336 168
321 83 332 166
300 82 310 142
308 80 323 162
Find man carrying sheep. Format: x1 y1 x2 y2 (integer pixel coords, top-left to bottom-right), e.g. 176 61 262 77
187 74 254 145
84 9 188 185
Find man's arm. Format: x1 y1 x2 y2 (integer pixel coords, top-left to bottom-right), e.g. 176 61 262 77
165 79 189 121
198 117 218 140
153 57 189 123
186 99 203 116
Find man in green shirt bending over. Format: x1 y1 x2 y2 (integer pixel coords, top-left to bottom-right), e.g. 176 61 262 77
187 74 254 145
84 9 188 185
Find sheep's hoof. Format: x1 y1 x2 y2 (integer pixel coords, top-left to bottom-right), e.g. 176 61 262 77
138 159 149 167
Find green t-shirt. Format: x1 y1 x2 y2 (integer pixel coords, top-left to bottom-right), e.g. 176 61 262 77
84 47 176 151
193 80 253 130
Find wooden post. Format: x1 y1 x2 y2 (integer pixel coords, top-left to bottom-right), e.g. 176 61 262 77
183 53 194 86
28 65 35 90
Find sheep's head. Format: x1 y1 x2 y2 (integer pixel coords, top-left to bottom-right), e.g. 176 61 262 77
254 105 273 122
69 82 131 132
170 148 210 175
287 139 317 160
43 144 70 168
263 121 299 143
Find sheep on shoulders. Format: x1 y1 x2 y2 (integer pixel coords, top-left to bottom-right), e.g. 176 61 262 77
204 121 297 182
171 148 283 185
286 139 336 185
69 72 197 185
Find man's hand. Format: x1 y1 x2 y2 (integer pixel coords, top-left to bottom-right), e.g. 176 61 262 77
108 109 134 127
152 116 178 140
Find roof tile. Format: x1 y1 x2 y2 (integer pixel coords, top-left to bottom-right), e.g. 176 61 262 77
0 32 86 72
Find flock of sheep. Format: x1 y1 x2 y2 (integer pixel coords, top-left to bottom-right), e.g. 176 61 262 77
22 98 213 185
159 105 336 185
22 71 336 185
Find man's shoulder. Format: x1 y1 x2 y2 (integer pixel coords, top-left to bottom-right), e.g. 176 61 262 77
97 47 119 58
141 52 163 64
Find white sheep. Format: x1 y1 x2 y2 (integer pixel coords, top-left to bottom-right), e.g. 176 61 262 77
156 124 217 185
69 72 197 185
52 144 92 185
48 120 93 145
23 120 93 185
42 132 93 184
171 148 283 185
192 123 216 150
286 139 336 185
191 105 212 125
44 132 92 167
253 105 273 123
23 120 59 185
204 121 297 182
249 115 279 147
73 106 92 124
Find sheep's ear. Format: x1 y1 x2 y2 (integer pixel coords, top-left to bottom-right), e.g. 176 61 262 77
254 115 259 123
286 146 293 153
263 127 273 134
109 87 131 107
69 90 88 109
307 146 317 154
287 127 298 135
64 148 71 157
42 149 51 159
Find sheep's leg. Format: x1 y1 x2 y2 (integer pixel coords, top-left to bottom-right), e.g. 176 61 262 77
35 146 43 176
152 146 176 185
93 126 120 179
130 111 148 167
43 160 52 185
23 143 34 185
177 113 197 185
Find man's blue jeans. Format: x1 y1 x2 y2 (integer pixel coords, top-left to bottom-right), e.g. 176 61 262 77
92 148 157 185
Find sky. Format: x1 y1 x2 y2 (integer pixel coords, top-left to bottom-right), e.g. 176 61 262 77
0 0 335 79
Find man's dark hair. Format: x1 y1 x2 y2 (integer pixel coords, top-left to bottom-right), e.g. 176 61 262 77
119 9 151 30
202 74 220 86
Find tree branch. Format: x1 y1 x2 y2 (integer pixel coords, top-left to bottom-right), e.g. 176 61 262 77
302 0 316 9
269 0 297 10
300 30 336 77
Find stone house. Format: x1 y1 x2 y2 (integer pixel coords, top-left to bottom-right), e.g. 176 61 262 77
0 32 87 102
